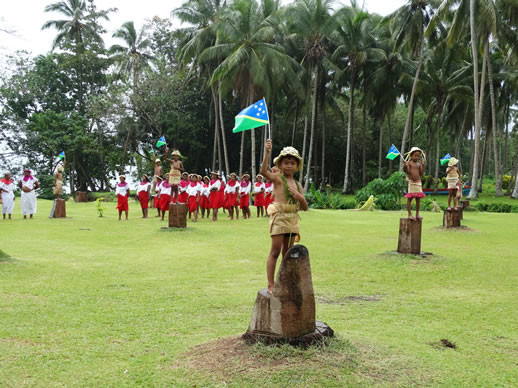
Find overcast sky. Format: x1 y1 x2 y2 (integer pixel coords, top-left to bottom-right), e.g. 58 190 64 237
1 0 405 56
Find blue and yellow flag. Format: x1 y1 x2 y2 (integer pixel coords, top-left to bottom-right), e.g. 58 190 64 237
58 151 65 160
440 153 451 166
156 136 166 147
233 98 269 133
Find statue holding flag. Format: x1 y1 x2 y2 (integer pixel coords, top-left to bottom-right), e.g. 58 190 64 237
53 152 66 199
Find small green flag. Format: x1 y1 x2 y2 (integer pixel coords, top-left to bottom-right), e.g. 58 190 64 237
440 153 451 166
156 136 166 147
58 151 65 160
385 145 400 161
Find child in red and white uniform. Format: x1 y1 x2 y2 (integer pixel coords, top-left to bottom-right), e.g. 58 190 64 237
159 174 172 221
254 174 266 217
116 175 130 221
177 172 189 204
154 176 163 217
137 174 152 218
224 173 240 220
209 171 221 221
187 174 201 222
200 176 210 218
264 178 273 215
239 173 251 219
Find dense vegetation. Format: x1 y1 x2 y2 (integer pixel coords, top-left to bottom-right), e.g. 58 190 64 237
1 0 518 199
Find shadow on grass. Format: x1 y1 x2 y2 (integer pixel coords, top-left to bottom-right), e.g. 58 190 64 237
0 249 17 264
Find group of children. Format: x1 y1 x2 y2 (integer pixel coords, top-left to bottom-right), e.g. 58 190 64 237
403 147 463 220
121 171 276 222
1 170 40 220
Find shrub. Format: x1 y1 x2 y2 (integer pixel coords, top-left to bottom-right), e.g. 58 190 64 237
355 172 406 210
502 175 512 190
474 202 512 213
305 184 355 210
88 192 116 202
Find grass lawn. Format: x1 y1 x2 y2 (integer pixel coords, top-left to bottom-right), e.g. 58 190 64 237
1 199 517 387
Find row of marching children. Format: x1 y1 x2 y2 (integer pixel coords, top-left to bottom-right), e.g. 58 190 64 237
149 171 274 222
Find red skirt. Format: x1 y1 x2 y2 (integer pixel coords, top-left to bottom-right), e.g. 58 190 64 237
254 192 265 207
138 191 149 209
199 195 209 209
265 193 273 208
225 192 238 209
116 194 129 211
160 194 171 212
178 191 189 204
188 195 198 212
240 194 250 209
209 191 219 209
154 195 160 208
218 190 225 208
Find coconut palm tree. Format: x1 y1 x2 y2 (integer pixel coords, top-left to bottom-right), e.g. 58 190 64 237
285 0 335 191
175 0 230 174
42 0 107 112
202 0 299 180
388 0 435 169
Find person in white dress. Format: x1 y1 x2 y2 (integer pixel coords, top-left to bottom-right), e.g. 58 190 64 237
1 172 16 219
18 169 39 219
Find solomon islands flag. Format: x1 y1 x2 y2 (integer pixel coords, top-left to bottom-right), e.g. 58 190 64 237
233 98 269 133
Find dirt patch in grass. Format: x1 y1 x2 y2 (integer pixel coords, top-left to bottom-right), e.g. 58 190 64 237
433 226 478 232
317 295 383 305
172 335 437 386
429 338 457 350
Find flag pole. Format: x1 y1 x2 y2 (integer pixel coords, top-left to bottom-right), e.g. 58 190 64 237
263 97 271 139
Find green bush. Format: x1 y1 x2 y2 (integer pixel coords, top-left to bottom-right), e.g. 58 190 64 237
88 192 116 202
474 202 512 213
305 184 356 210
355 172 406 210
502 175 512 190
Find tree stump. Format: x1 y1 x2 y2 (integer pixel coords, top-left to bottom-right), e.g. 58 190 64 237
397 218 422 254
243 245 333 346
53 198 66 218
169 203 187 228
460 200 470 208
75 191 87 202
443 208 461 228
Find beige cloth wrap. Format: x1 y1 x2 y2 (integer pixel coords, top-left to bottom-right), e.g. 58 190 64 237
446 170 459 189
169 160 182 185
407 180 423 194
53 180 63 195
267 202 301 242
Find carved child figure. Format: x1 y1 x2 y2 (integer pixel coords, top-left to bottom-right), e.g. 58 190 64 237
403 147 426 221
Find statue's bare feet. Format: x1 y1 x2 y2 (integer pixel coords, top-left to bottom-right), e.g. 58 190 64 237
408 215 416 221
448 207 452 211
267 285 274 294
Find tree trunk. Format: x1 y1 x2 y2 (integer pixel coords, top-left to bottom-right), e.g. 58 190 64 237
388 112 393 173
486 44 502 196
468 1 481 199
249 90 256 181
304 65 319 191
239 131 245 176
455 107 469 174
378 117 384 179
400 28 424 169
218 85 230 176
291 100 299 146
299 116 308 184
211 84 219 172
342 69 355 193
362 103 367 187
320 108 326 190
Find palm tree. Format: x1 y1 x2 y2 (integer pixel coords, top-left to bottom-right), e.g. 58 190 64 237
175 0 230 175
331 5 382 192
202 0 299 180
388 0 435 169
285 0 335 191
110 21 152 88
42 0 107 112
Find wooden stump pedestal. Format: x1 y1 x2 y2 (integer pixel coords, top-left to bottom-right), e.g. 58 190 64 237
75 191 87 202
169 203 187 228
443 208 461 228
397 218 422 254
243 245 333 346
54 198 66 218
460 200 470 208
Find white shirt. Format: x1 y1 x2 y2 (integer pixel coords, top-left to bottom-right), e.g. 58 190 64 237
265 184 273 194
1 180 15 199
239 181 251 195
20 176 38 191
160 183 172 196
116 183 130 196
254 182 265 194
201 184 210 197
137 182 151 194
224 182 239 194
209 180 221 192
186 183 200 196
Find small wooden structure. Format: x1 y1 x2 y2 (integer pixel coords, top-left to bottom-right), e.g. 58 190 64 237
443 208 461 228
53 198 66 218
460 200 470 208
169 203 187 228
75 191 87 202
397 218 422 254
243 245 333 346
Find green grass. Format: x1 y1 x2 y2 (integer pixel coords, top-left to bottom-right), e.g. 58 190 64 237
1 200 517 387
